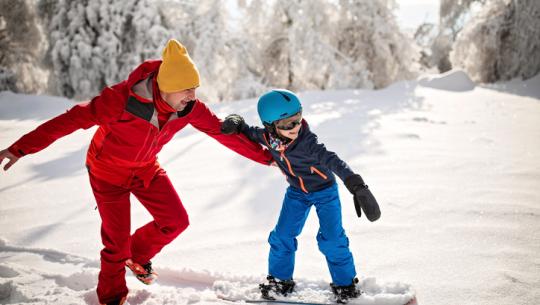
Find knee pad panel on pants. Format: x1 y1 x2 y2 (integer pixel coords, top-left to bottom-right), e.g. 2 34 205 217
269 230 298 252
317 232 350 255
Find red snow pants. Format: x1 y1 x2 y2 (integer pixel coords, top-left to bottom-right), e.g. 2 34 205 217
89 169 189 304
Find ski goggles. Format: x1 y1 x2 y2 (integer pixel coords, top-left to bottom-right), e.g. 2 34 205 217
275 114 302 131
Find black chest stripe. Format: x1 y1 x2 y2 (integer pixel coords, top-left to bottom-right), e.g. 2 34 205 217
126 96 154 121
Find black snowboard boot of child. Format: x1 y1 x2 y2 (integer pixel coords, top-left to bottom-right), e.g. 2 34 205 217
259 275 296 300
330 278 362 304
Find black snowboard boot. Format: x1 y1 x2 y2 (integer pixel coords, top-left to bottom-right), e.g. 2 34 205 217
330 278 362 304
259 275 296 300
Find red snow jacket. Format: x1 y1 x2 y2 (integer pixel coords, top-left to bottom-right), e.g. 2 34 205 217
8 60 273 187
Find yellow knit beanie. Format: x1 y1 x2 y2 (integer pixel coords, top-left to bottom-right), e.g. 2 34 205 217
157 39 200 93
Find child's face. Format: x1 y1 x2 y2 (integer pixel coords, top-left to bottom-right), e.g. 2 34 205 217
275 112 302 140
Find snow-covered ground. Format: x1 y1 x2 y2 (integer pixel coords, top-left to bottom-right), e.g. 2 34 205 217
0 71 539 305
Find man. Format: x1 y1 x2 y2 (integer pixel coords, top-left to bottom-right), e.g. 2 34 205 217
0 39 273 305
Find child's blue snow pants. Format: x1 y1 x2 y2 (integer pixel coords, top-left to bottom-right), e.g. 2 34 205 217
268 183 356 286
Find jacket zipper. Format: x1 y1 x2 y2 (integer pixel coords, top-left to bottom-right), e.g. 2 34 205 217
140 129 159 163
310 166 328 180
133 126 153 162
280 151 308 193
94 130 111 160
265 133 307 193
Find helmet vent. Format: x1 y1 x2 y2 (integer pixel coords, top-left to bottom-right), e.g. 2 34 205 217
277 91 291 101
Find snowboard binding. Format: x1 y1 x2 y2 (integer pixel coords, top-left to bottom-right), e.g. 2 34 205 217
259 275 296 300
330 278 362 304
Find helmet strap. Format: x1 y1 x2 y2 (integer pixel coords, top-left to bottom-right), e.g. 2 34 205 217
264 122 277 137
265 122 291 144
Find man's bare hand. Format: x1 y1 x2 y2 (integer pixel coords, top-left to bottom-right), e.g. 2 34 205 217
0 149 19 171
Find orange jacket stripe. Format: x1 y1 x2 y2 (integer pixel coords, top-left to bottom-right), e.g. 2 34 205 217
310 166 328 180
298 176 308 193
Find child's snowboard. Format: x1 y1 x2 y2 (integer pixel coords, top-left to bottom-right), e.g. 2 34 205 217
214 277 417 305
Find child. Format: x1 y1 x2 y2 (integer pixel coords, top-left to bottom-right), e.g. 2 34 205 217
221 89 381 303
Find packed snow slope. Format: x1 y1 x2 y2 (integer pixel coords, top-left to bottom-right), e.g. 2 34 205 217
0 71 539 305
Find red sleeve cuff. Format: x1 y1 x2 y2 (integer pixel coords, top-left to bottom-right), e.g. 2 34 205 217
8 145 25 158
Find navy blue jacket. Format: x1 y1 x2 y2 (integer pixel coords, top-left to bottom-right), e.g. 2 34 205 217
242 120 355 193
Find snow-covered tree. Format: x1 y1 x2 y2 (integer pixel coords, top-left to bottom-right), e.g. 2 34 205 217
238 0 309 91
5 0 423 101
38 0 171 99
174 0 236 102
336 0 419 88
440 0 486 38
257 0 297 90
159 0 261 102
427 0 485 72
0 67 17 92
249 0 372 90
0 0 49 93
285 0 352 90
414 22 439 70
241 0 418 92
116 0 171 82
451 0 540 82
429 31 453 72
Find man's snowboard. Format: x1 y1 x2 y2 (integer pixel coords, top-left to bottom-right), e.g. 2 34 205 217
213 277 417 305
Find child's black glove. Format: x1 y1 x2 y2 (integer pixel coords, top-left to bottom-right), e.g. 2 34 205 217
221 114 245 135
344 174 381 222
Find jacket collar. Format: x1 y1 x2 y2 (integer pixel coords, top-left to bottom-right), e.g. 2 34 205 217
128 60 162 103
267 119 309 152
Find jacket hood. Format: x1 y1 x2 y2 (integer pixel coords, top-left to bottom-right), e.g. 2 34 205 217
126 60 162 88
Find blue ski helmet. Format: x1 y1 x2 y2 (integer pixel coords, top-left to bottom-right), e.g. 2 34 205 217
257 89 302 125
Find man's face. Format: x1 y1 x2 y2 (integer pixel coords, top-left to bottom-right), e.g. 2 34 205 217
161 88 197 111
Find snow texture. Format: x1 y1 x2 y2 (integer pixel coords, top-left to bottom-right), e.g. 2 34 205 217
417 70 475 91
1 72 540 305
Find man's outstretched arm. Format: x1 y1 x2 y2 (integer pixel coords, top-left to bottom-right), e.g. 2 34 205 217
3 81 128 166
188 101 273 165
